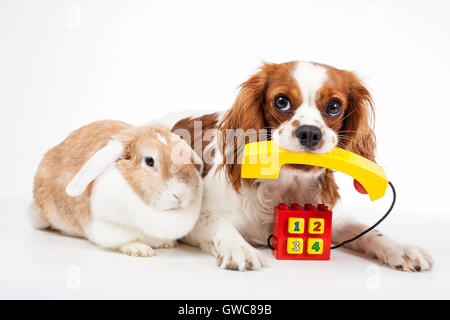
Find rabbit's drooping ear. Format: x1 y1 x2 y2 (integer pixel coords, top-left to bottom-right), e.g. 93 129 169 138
66 140 124 197
171 136 204 175
190 143 204 175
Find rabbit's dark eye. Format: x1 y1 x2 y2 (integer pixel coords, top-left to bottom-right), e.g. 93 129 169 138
145 157 154 167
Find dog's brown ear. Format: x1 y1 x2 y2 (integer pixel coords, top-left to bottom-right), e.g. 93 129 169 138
340 72 376 161
218 64 271 192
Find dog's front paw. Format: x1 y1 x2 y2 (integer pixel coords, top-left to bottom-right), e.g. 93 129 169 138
372 242 433 272
215 240 264 271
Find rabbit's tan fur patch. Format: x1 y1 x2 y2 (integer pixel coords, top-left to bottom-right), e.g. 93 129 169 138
32 120 201 238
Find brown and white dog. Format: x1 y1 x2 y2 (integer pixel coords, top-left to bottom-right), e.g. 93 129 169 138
162 60 432 272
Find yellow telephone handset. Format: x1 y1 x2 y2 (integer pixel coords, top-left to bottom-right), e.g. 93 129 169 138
241 141 388 201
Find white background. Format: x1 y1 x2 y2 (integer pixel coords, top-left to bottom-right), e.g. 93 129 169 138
1 0 449 299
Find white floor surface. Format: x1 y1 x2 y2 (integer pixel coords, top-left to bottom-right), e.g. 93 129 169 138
1 198 448 299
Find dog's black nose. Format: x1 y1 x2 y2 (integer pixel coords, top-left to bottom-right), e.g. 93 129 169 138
295 125 323 149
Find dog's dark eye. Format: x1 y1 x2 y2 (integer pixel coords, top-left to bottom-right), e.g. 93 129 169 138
273 95 291 112
325 100 343 118
145 157 154 167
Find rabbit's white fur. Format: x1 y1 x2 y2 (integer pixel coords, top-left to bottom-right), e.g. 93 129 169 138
87 164 202 249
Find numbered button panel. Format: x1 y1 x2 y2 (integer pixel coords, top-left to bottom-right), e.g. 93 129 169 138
308 218 325 234
287 238 304 254
288 217 305 234
307 238 323 254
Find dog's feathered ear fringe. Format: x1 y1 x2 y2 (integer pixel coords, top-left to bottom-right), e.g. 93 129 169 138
318 72 376 209
340 71 376 162
218 64 272 192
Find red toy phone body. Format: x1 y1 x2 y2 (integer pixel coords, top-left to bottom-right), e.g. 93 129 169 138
272 203 333 260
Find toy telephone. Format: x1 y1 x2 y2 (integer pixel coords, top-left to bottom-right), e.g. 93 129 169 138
241 141 396 260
